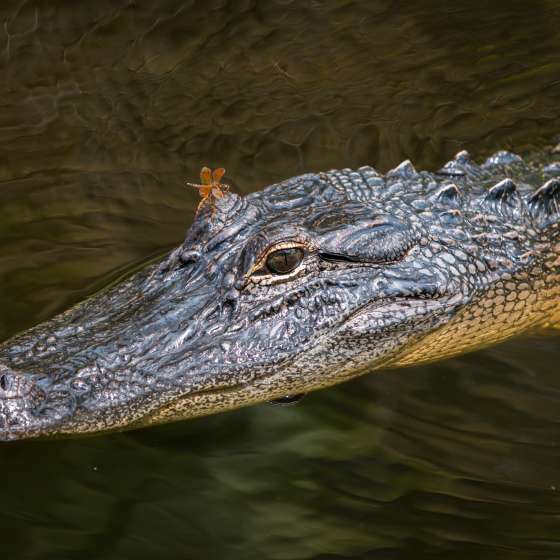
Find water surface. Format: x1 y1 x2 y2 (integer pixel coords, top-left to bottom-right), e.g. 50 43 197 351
1 1 560 558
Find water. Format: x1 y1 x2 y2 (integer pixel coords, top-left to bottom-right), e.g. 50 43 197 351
1 1 560 558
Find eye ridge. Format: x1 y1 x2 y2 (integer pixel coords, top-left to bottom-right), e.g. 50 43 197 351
266 247 305 275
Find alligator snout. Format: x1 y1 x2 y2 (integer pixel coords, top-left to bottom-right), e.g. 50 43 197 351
0 365 49 440
0 369 42 399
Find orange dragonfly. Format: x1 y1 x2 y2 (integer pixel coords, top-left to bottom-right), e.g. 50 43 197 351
186 166 230 212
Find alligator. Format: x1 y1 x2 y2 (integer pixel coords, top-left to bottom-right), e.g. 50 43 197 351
1 148 559 441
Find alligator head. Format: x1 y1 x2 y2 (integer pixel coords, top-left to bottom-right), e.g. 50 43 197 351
1 153 558 440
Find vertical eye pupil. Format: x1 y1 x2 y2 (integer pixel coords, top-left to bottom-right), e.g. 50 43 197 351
266 247 304 274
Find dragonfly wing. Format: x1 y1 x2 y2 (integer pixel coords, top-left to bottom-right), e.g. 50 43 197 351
200 167 212 185
212 167 226 183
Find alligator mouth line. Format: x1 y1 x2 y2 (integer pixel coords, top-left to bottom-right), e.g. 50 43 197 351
0 288 458 440
139 293 456 426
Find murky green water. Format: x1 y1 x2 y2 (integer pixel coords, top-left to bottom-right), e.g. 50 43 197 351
1 1 560 558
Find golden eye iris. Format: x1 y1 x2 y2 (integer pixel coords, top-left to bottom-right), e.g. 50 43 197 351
265 247 305 274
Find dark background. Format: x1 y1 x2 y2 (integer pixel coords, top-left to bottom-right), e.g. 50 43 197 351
1 1 560 559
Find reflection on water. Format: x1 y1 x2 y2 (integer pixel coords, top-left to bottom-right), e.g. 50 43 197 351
1 1 560 558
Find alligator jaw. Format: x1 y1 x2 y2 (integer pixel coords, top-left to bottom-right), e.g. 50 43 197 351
0 290 454 441
129 293 465 431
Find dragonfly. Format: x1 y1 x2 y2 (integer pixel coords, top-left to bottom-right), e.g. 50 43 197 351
186 166 230 212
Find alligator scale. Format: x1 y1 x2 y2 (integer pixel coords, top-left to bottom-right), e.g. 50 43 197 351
1 149 559 441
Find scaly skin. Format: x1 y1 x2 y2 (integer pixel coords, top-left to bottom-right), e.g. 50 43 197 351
0 149 559 441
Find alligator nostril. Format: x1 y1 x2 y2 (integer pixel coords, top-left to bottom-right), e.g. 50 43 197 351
0 374 7 391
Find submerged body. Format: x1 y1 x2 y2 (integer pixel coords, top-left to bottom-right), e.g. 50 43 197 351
0 149 559 441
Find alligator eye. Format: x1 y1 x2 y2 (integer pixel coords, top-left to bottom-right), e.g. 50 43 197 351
266 247 304 275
